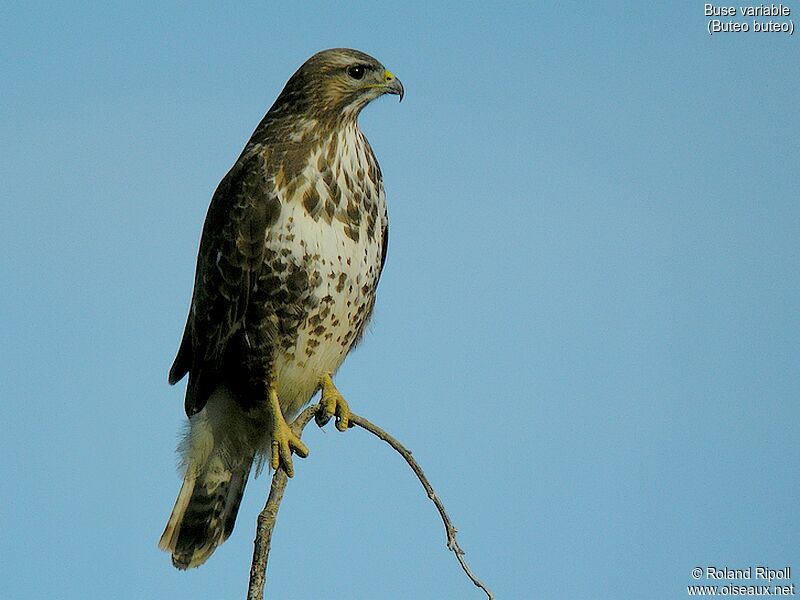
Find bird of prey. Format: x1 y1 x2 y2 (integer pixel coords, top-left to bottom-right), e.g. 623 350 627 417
159 48 403 569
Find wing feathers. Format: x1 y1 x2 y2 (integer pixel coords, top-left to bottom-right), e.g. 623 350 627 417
169 324 192 385
170 151 279 415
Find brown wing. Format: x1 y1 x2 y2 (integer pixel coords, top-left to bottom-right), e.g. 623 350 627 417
378 219 388 278
169 150 281 416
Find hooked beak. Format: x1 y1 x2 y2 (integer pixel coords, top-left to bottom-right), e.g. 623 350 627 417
383 69 404 102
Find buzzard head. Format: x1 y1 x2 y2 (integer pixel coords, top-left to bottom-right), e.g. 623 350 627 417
272 48 404 121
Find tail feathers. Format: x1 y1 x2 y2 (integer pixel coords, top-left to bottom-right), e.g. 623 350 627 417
159 456 252 569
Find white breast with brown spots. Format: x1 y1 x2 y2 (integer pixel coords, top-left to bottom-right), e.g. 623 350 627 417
269 123 386 419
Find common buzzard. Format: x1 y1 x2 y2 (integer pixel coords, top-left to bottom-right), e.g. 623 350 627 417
159 48 403 569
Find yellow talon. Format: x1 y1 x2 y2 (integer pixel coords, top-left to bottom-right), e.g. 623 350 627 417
268 383 308 477
317 373 352 432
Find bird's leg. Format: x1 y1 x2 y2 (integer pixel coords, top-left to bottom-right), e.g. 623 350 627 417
268 380 309 478
315 373 352 432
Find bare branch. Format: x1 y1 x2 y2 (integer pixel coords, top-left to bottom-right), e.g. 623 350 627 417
246 404 318 600
246 404 495 600
348 413 495 600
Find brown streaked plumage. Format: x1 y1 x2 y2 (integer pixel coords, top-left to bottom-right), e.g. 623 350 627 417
159 48 403 569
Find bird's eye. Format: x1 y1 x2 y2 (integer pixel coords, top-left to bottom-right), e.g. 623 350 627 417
347 65 366 80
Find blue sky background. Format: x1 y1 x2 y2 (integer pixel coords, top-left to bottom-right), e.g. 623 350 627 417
2 2 798 599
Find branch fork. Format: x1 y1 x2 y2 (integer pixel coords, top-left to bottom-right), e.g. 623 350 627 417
246 402 495 600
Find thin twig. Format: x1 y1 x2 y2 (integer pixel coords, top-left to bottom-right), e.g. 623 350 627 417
348 413 495 600
246 404 495 600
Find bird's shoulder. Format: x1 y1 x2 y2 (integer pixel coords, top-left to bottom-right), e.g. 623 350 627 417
200 147 279 251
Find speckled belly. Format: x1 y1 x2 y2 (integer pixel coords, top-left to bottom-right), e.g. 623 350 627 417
270 201 383 419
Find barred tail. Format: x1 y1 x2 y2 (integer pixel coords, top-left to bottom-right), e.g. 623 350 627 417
159 386 257 569
159 454 252 569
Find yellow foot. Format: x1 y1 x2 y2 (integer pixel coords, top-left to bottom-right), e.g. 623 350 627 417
268 386 308 477
315 373 352 432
